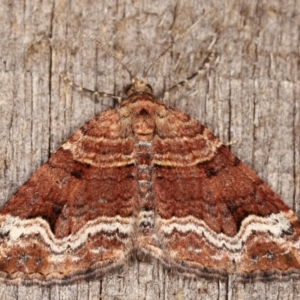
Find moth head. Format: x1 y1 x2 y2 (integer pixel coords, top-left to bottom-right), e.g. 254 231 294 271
124 78 153 97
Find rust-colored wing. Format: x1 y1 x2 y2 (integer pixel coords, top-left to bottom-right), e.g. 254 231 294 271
0 108 137 284
140 104 300 281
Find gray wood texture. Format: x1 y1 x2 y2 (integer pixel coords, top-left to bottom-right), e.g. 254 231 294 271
0 0 299 299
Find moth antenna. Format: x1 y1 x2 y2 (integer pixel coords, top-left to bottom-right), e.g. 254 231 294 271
60 74 123 103
163 43 217 103
57 12 134 80
143 7 217 77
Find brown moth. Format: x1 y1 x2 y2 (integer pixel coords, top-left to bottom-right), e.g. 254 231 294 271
1 12 299 285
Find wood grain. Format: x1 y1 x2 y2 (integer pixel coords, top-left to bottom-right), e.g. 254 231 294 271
0 0 299 299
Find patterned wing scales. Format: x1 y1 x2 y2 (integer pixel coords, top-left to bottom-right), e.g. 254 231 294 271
143 103 300 281
0 108 137 284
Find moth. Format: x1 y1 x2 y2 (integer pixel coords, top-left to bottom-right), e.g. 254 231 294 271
1 12 299 285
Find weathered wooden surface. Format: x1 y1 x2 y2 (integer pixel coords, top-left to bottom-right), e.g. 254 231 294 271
0 0 299 299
